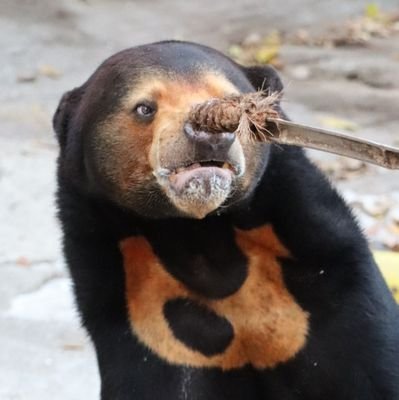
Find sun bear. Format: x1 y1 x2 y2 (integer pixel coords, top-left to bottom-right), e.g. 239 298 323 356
53 41 399 399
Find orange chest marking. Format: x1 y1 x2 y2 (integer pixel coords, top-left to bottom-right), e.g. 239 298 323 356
120 225 309 370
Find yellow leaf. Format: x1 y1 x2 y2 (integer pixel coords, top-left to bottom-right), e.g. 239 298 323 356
255 46 279 64
365 3 381 20
373 250 399 303
263 30 281 47
319 116 359 132
228 45 243 59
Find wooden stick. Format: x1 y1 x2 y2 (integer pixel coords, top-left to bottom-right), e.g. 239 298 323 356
268 118 399 169
188 92 399 170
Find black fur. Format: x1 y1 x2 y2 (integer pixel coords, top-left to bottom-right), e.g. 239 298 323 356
55 41 399 399
143 218 248 298
164 298 234 356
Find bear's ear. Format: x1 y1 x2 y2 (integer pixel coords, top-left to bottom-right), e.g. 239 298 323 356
53 87 84 147
242 65 283 93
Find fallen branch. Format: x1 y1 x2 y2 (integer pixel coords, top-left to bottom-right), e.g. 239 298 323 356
188 92 399 170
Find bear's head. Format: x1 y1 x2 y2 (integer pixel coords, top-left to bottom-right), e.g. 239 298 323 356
53 41 283 219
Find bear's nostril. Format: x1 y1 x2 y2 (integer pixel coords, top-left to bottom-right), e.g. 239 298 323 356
183 123 235 153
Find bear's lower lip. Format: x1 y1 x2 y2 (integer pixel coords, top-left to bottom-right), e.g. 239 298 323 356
168 166 233 195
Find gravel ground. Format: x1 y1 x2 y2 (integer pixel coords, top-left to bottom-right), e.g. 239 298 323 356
0 1 398 398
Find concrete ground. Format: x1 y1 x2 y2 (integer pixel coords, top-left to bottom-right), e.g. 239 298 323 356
0 1 398 398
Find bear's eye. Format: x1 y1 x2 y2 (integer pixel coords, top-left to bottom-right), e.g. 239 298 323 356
134 102 157 120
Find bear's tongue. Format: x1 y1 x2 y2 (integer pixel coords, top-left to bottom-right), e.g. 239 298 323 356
168 165 233 194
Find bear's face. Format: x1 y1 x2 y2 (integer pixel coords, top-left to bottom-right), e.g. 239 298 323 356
92 72 251 219
54 42 283 219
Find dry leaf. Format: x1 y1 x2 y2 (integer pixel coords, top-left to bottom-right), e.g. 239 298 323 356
380 230 399 251
242 32 262 46
263 30 281 47
288 7 399 48
373 250 399 303
228 31 282 66
390 207 399 225
16 72 37 83
319 116 359 132
358 195 391 218
16 256 31 267
38 64 62 79
62 343 84 351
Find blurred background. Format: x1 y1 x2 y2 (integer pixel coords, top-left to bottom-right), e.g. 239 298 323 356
1 0 398 398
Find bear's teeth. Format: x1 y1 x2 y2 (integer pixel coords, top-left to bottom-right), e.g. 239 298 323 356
175 163 201 174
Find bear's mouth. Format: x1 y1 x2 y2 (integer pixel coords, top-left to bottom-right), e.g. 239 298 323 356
173 160 233 174
167 161 234 195
153 149 245 218
153 158 241 218
164 158 242 177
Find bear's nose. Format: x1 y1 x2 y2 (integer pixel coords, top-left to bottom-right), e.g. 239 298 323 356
183 123 235 153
